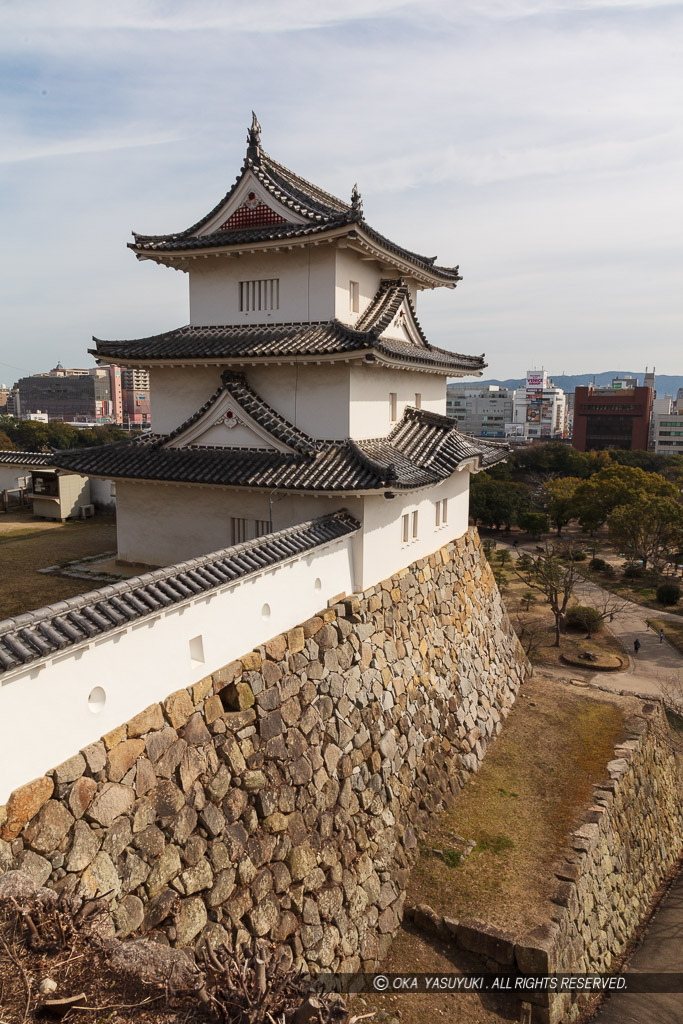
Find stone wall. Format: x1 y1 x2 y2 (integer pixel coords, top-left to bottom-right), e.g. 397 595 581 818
0 529 528 972
406 697 682 1024
534 699 682 1023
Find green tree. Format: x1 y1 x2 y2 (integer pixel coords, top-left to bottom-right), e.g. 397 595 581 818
607 495 683 569
470 475 532 530
573 465 678 533
543 477 581 535
0 430 14 450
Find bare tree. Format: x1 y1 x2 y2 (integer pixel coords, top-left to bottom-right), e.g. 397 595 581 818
512 612 548 661
512 544 583 646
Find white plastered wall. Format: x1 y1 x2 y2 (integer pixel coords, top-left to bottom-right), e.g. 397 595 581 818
334 248 381 325
349 364 446 439
0 463 35 490
356 471 471 590
150 366 224 435
0 535 356 802
115 482 272 565
189 247 336 326
246 364 351 440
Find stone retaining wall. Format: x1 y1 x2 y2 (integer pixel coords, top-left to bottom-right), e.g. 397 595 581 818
405 697 683 1024
0 529 528 973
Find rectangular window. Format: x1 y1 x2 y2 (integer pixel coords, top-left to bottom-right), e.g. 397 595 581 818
349 281 359 313
254 519 270 537
390 392 398 422
239 278 279 312
402 514 409 544
231 517 249 544
189 635 205 667
441 498 448 524
412 510 419 539
415 392 422 410
435 502 441 527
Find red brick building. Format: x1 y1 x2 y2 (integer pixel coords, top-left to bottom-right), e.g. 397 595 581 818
572 384 653 451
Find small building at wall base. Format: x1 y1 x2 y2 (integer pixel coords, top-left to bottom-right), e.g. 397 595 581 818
56 116 506 587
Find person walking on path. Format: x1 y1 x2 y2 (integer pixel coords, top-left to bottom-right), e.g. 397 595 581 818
634 638 641 656
659 629 665 644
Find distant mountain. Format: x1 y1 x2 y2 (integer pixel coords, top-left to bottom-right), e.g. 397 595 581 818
450 371 683 396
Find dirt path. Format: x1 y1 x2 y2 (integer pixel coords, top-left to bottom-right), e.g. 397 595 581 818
495 538 683 699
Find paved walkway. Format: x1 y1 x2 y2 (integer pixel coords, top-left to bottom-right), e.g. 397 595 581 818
594 867 683 1023
494 539 683 699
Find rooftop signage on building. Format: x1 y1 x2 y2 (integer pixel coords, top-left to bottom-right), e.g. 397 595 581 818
526 372 546 389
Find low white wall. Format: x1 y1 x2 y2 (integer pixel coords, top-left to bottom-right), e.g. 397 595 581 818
90 478 116 510
0 532 356 803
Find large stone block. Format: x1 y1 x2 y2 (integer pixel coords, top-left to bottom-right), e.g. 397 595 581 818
1 776 54 841
455 918 516 966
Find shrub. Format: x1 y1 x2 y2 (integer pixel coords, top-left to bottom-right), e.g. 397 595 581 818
656 582 681 606
623 563 645 580
566 605 604 633
589 557 607 572
572 550 587 562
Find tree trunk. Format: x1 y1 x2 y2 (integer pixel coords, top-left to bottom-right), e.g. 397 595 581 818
554 614 562 647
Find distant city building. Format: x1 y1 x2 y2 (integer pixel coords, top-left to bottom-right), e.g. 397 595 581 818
572 372 654 452
446 383 512 438
511 370 567 440
121 368 150 391
651 395 683 455
14 367 113 423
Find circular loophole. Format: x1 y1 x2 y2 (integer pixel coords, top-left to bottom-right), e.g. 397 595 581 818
261 603 271 619
88 686 106 714
314 578 322 591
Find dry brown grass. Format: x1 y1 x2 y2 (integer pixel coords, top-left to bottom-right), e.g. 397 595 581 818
0 509 117 620
405 675 634 935
353 922 520 1024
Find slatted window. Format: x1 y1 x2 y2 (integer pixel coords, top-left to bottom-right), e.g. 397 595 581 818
412 510 419 539
350 281 359 313
231 517 249 544
254 519 270 537
402 514 410 544
415 393 422 409
435 499 448 528
239 278 279 312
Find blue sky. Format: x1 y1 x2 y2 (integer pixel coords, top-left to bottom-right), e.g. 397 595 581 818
1 0 681 384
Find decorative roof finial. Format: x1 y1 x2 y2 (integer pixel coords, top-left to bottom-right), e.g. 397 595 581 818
247 111 262 159
350 183 363 218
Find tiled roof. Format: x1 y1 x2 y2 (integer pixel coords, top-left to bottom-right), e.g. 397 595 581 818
0 511 360 675
91 281 485 375
0 450 53 466
54 405 508 493
129 119 461 284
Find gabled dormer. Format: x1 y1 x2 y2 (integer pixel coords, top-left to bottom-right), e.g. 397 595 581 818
162 371 318 454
